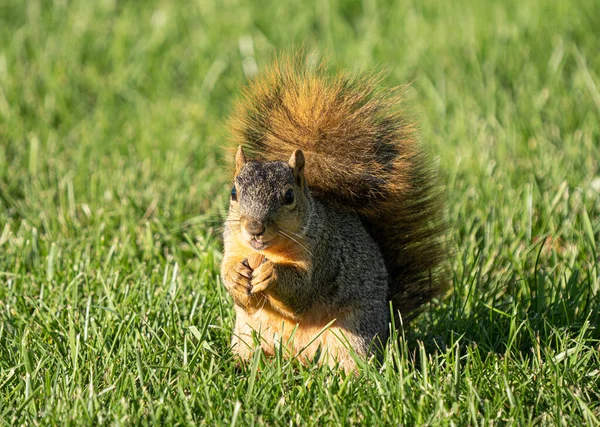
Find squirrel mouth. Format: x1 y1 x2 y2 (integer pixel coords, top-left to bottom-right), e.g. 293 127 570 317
249 238 269 251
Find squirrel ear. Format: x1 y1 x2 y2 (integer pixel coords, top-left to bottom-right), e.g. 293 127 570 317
288 149 305 175
235 146 247 175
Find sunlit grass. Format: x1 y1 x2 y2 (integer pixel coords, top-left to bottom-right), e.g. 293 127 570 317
0 0 599 424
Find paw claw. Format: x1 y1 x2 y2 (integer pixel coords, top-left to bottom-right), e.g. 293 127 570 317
250 282 266 294
250 260 275 294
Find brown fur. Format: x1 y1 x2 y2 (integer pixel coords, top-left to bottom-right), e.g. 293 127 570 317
222 150 391 370
228 55 448 321
232 304 365 371
222 221 311 316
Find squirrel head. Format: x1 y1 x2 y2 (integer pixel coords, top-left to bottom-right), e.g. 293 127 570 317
227 146 311 252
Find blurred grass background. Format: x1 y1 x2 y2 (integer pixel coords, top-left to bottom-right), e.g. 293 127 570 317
0 0 599 424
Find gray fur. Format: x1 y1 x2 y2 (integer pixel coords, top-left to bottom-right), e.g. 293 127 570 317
235 161 296 224
223 159 391 363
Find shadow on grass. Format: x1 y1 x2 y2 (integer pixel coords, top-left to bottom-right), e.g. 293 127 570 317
407 266 600 359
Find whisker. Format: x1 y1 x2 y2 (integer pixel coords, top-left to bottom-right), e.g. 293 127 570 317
257 294 269 312
274 225 314 257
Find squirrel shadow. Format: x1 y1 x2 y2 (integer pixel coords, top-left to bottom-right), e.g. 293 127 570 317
404 268 600 362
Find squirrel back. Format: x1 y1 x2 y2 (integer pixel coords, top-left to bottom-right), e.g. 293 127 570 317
229 56 448 320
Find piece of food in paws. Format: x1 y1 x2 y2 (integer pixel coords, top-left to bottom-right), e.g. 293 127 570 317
246 253 265 270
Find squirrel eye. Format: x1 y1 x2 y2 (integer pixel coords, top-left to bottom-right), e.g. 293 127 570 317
231 186 237 201
284 188 295 205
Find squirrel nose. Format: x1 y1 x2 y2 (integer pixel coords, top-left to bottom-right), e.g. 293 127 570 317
245 220 266 237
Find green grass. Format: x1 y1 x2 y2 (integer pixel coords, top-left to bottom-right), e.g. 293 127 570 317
1 0 599 424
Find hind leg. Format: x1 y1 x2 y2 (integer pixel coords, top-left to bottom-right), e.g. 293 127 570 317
321 311 388 371
292 322 377 372
231 308 256 362
231 307 282 362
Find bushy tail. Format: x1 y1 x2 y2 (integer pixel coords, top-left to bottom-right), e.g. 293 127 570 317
229 55 448 320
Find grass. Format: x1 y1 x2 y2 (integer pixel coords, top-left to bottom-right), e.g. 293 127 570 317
1 0 599 424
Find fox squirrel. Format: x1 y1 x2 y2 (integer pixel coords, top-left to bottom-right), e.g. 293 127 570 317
220 57 447 371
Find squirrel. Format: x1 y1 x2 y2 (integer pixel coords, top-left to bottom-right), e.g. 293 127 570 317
220 56 447 371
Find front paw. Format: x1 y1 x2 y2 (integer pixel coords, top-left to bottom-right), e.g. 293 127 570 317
224 259 254 306
250 259 277 294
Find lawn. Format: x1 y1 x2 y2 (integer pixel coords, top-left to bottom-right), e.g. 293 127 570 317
1 0 599 424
